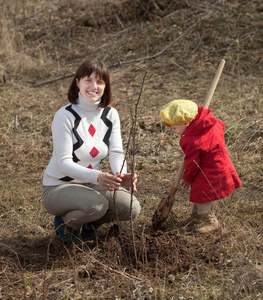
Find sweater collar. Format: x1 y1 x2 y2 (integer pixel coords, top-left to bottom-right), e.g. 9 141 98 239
77 91 101 112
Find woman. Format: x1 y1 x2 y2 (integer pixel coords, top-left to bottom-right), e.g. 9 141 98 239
42 59 141 243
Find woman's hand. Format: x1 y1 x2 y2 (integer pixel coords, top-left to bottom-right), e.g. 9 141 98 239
116 172 138 192
181 179 191 190
97 172 122 191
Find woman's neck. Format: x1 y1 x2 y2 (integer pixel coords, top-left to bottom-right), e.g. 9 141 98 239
77 92 101 112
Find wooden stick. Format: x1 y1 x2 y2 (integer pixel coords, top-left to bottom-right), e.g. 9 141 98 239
172 59 225 190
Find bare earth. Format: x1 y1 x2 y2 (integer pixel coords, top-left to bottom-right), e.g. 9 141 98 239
0 0 262 299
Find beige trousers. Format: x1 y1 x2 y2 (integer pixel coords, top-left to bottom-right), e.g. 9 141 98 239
42 183 141 231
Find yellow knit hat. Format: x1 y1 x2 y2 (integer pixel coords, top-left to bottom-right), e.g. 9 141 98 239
160 99 198 124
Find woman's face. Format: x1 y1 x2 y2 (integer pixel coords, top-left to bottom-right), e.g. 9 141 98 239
77 72 106 103
167 123 189 135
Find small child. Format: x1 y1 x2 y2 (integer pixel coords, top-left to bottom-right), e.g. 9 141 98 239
160 100 242 233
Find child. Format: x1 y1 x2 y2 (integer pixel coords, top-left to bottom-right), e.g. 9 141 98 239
160 100 242 233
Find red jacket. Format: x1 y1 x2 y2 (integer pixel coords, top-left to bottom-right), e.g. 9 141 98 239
180 106 242 203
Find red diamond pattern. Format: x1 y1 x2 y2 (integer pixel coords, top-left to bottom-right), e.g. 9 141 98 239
88 124 96 137
89 147 99 158
87 164 93 169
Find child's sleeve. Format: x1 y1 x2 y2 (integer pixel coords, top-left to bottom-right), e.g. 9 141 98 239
181 142 201 183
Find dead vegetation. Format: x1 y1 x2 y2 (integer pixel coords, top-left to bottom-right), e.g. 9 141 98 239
0 0 263 299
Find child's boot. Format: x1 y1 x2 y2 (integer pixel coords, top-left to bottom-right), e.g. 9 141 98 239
180 204 198 227
196 212 220 233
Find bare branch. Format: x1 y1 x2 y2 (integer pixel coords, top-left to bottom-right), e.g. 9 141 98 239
31 11 211 87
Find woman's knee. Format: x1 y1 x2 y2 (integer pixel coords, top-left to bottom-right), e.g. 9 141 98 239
42 184 109 217
116 195 141 221
131 199 141 219
82 200 109 219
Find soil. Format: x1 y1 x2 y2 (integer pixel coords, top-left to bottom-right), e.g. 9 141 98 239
0 0 262 299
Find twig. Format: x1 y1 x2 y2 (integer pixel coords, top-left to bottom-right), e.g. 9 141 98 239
110 127 133 266
111 69 147 268
14 115 18 132
78 41 148 267
32 72 75 87
91 256 148 282
129 71 147 268
110 71 147 268
31 11 211 87
42 234 55 300
110 10 212 67
0 243 27 300
242 123 263 152
124 83 135 124
64 245 78 287
193 160 220 199
115 13 125 29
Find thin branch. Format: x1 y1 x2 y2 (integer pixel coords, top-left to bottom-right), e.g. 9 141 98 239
193 160 220 200
31 11 211 87
110 70 147 268
32 72 75 87
111 126 133 266
110 10 212 67
42 235 55 300
129 70 147 268
0 243 27 300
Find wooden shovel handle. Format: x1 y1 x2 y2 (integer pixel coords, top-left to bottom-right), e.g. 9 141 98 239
203 59 225 108
172 59 226 190
171 159 185 189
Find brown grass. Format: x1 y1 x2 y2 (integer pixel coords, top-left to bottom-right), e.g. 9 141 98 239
0 0 263 299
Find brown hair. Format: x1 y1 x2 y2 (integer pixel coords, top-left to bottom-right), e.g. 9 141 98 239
68 59 112 108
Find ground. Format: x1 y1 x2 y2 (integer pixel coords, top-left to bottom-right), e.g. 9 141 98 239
0 0 263 299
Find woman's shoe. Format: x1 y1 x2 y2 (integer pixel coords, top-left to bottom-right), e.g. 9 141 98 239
54 216 82 243
81 223 100 240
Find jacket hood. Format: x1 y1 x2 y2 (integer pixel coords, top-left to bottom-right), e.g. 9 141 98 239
184 106 218 136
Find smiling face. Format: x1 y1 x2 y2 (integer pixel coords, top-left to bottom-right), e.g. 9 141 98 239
166 122 190 135
77 72 106 103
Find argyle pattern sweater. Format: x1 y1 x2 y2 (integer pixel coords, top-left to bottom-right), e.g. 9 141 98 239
43 93 126 186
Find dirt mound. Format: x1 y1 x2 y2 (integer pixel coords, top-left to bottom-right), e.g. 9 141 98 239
95 225 222 278
0 225 222 282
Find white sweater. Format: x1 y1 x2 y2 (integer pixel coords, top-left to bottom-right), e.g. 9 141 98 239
43 93 127 186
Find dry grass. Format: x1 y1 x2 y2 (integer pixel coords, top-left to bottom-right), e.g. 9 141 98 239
0 0 263 299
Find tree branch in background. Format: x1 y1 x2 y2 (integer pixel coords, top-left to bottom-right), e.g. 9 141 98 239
31 11 211 87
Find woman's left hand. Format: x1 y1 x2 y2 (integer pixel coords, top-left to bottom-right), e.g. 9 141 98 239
116 172 138 192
